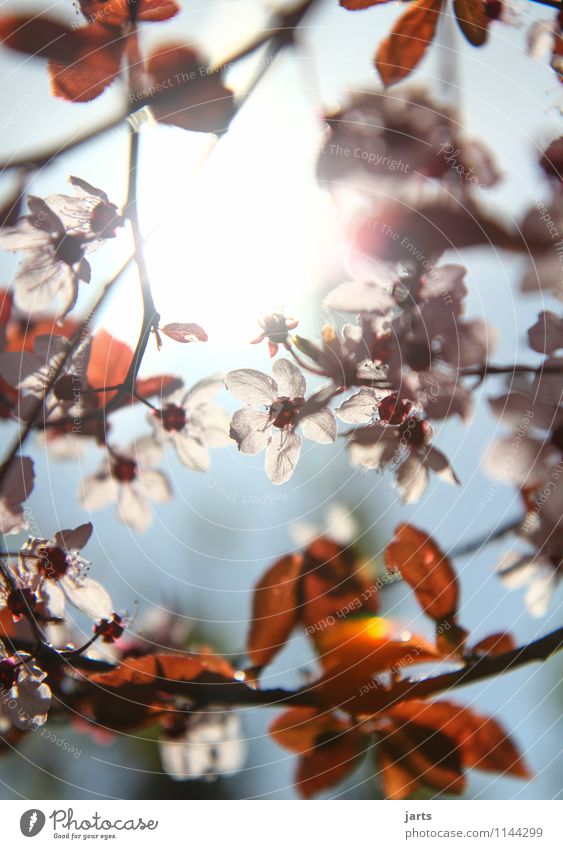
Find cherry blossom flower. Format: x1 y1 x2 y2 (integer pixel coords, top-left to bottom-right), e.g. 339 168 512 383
339 400 459 503
496 465 563 616
0 455 34 534
150 377 231 472
0 181 123 317
79 439 171 532
0 646 51 730
251 312 299 357
159 710 246 781
2 522 114 623
226 359 337 484
43 177 124 243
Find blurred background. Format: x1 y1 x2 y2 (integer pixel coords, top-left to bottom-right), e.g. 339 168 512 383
0 0 562 799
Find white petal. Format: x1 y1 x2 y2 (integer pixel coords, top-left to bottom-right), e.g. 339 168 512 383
483 437 552 487
525 568 558 617
184 375 224 409
79 473 118 511
497 551 538 588
131 436 163 468
174 431 211 471
300 408 337 444
396 455 429 503
229 408 270 455
323 279 395 313
424 446 460 486
138 469 172 502
265 431 302 484
62 577 113 621
41 581 66 619
272 358 306 399
337 389 378 424
9 671 51 730
191 404 232 447
53 522 93 551
117 484 152 533
225 369 277 405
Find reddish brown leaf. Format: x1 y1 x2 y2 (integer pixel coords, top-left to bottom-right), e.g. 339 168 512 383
135 374 184 399
340 0 391 8
389 701 532 779
378 719 466 799
161 322 208 343
0 16 84 63
375 0 443 86
247 554 303 669
379 743 419 800
0 16 123 102
295 730 366 798
79 0 179 26
86 330 132 402
142 44 236 133
301 536 379 632
472 632 516 657
270 707 352 754
385 523 459 621
453 0 490 46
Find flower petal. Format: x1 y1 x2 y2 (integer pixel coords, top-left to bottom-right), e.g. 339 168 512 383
396 455 429 503
79 473 119 511
300 408 337 444
117 484 152 533
265 431 302 484
272 358 306 399
138 469 172 502
62 577 113 621
174 432 211 471
183 374 224 409
191 404 232 447
225 369 277 406
336 389 379 424
53 522 93 551
229 408 270 455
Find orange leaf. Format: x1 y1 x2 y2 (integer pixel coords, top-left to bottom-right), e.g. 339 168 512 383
247 553 303 669
378 719 466 798
0 16 85 63
301 536 379 632
86 330 133 402
385 523 459 621
453 0 490 47
79 0 179 26
48 25 124 102
340 0 391 8
296 732 366 798
389 700 532 779
270 707 351 754
143 45 236 133
472 632 516 657
375 0 443 86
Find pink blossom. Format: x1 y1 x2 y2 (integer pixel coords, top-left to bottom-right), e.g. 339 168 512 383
226 359 336 484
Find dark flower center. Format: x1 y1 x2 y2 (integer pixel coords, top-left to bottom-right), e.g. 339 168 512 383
7 587 38 618
550 423 563 452
0 659 18 691
269 396 305 429
40 546 69 579
262 314 290 344
53 233 85 267
90 202 122 238
54 374 80 402
111 456 137 483
399 416 430 448
159 403 187 433
486 0 502 19
378 393 412 425
94 614 124 643
405 339 432 372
